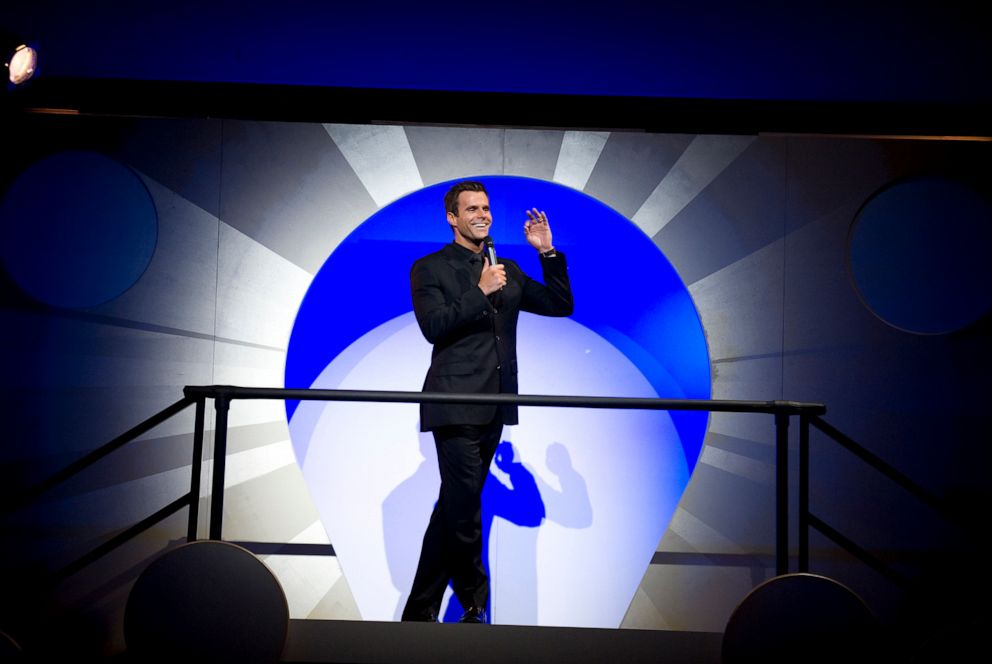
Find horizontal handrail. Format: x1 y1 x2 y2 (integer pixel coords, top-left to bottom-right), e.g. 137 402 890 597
13 385 827 582
183 385 827 415
11 383 937 598
9 380 942 617
186 385 824 575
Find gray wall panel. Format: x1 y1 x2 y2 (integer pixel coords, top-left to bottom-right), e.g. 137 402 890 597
656 138 787 286
784 137 893 235
676 465 775 554
584 132 695 218
504 129 565 180
630 559 757 633
90 174 219 337
114 118 224 218
405 127 505 184
220 120 377 273
218 463 322 543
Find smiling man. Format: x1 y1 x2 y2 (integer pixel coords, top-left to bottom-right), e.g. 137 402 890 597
402 180 574 623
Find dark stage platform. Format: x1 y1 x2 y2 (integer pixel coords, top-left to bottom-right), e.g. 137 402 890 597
281 619 722 663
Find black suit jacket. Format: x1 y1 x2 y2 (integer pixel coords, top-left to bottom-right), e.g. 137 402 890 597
410 243 573 431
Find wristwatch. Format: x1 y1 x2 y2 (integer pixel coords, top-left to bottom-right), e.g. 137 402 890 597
541 248 557 258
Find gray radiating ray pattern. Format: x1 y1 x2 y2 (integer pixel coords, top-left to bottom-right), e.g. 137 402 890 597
698 444 775 487
553 131 610 191
703 430 776 461
219 421 301 455
667 505 753 553
258 520 360 620
706 409 782 447
210 343 292 427
308 573 363 620
782 137 894 237
21 421 297 504
1 317 213 460
626 552 758 632
323 124 423 208
39 430 201 497
687 239 786 363
219 120 378 274
217 463 322 542
621 137 795 631
113 118 224 218
634 135 757 236
86 173 220 337
199 439 296 491
404 126 506 184
624 503 764 631
503 129 565 180
215 221 313 349
654 138 788 286
583 132 696 219
23 472 188 535
667 463 775 563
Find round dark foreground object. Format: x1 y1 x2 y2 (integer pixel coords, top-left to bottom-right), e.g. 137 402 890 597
124 541 288 663
0 629 22 658
722 573 877 663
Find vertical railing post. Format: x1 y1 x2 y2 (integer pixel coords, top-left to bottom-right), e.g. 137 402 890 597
187 397 206 542
208 394 230 540
798 412 810 572
774 411 789 575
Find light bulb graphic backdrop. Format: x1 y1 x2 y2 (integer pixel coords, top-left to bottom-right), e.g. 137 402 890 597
286 176 711 626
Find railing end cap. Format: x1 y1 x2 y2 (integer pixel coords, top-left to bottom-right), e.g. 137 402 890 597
771 400 827 415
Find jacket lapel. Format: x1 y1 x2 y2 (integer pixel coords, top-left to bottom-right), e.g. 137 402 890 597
441 244 482 293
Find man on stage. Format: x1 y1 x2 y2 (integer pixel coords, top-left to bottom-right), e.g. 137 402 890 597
402 180 574 623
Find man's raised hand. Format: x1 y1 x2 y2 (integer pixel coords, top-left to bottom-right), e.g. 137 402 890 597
523 208 553 253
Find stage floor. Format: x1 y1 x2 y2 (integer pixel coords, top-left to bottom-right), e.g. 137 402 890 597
282 619 723 663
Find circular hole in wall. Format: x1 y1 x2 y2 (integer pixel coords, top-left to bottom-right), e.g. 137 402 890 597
0 150 158 309
848 176 992 334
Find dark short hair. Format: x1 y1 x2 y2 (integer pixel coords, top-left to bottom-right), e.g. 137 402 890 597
444 181 488 215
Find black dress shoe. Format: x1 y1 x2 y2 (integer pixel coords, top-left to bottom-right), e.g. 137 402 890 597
458 607 487 623
402 607 438 622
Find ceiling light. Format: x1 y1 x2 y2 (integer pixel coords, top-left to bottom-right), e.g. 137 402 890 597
6 44 38 85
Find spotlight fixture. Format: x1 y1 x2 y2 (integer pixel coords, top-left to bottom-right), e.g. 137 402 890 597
6 43 38 85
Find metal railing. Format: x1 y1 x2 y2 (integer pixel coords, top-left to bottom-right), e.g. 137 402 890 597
5 385 839 582
799 414 958 588
2 395 203 581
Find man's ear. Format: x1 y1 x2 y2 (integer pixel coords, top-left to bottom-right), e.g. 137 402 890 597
446 211 457 229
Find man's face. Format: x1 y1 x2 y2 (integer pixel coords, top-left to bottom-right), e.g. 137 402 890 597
448 191 492 249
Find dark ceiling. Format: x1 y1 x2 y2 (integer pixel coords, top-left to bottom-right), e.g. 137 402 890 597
3 1 989 133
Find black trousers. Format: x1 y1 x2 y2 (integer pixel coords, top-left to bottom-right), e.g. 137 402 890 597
401 414 502 620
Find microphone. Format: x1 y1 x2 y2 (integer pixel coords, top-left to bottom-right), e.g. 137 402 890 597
482 236 500 301
482 236 497 267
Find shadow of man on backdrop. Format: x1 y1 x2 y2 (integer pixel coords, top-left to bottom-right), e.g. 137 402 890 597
441 440 592 624
536 442 592 529
440 441 543 623
384 435 592 624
